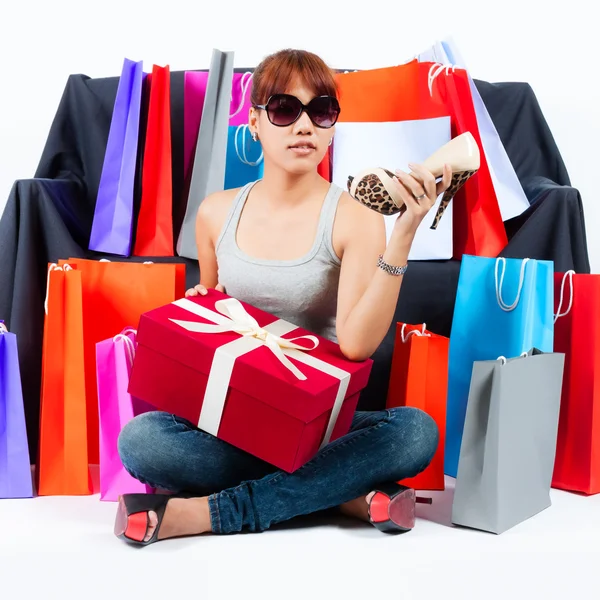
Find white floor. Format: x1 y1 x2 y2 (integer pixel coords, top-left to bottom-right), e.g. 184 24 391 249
1 473 598 600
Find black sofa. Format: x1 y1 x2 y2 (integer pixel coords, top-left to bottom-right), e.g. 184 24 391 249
0 68 590 461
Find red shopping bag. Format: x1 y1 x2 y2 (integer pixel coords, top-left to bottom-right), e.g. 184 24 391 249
331 61 507 259
134 64 174 256
38 264 93 495
386 323 448 491
552 271 600 495
58 258 186 464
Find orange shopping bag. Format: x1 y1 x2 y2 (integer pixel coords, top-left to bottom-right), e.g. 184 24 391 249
37 263 92 495
133 64 174 256
386 322 448 491
58 258 186 464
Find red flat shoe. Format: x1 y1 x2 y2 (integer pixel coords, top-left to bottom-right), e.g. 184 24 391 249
114 493 173 546
368 482 433 533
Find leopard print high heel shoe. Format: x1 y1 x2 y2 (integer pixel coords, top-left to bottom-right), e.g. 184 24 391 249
347 132 480 230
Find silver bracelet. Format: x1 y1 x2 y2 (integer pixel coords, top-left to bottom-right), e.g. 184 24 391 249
377 254 408 276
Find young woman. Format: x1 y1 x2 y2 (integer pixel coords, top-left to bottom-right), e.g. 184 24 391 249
114 48 453 545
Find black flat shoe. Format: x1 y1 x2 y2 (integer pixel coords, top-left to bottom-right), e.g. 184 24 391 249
368 482 433 533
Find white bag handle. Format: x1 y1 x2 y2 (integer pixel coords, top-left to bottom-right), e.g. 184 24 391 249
495 257 530 312
427 62 456 97
229 72 253 119
235 124 263 166
553 270 575 323
44 263 73 315
400 322 430 343
498 351 529 365
113 328 137 367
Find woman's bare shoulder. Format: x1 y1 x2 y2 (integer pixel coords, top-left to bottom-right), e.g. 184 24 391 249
196 187 241 235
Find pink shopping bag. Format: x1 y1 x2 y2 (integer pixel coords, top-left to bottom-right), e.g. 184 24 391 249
96 327 155 501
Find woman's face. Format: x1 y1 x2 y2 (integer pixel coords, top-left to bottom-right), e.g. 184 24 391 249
249 84 336 176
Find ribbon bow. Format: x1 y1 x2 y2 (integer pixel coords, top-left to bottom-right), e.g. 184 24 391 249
170 298 319 380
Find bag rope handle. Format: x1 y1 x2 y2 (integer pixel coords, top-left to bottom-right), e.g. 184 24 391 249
495 257 530 312
229 72 253 119
553 270 575 323
44 263 73 315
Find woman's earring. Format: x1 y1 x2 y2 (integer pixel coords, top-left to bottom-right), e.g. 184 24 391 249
328 138 333 146
252 132 258 142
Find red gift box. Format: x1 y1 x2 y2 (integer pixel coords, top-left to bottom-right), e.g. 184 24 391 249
128 290 373 472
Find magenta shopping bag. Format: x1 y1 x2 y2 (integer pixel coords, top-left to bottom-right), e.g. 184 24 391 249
0 322 33 498
96 327 154 501
89 57 145 256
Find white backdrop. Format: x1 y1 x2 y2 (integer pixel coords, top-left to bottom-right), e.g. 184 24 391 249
1 0 597 271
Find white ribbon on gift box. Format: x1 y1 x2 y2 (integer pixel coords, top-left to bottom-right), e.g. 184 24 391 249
169 298 351 448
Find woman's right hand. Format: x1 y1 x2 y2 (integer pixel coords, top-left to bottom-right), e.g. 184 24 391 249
185 283 225 297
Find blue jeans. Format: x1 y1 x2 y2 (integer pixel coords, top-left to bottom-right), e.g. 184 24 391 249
117 407 438 534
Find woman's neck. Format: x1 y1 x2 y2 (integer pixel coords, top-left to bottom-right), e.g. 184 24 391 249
258 166 326 208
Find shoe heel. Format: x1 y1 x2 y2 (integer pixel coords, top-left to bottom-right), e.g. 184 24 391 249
430 168 477 230
368 483 430 534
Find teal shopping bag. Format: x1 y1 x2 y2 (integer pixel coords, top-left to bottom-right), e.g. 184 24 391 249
224 124 264 190
444 255 554 477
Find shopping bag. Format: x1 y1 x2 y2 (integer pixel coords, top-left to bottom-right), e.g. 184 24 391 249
183 70 210 194
386 322 448 491
97 327 155 501
183 70 254 193
133 64 174 256
452 349 564 534
334 61 507 259
38 264 92 495
445 255 554 477
417 38 529 221
228 71 253 126
0 322 33 498
57 258 186 465
88 57 145 256
177 49 234 259
552 271 600 494
331 117 452 259
224 124 264 189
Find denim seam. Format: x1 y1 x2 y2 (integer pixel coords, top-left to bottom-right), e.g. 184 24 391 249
265 409 394 487
208 494 222 533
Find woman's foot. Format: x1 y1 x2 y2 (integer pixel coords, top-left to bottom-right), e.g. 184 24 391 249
144 497 212 542
339 492 376 524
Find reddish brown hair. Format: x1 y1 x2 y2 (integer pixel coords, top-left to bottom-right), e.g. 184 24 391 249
250 49 338 106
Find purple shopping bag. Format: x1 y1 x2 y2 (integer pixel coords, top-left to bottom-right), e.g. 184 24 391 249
0 322 33 498
89 57 145 256
96 327 154 501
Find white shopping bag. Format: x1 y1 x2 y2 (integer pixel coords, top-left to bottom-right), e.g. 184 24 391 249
331 117 452 261
417 38 530 221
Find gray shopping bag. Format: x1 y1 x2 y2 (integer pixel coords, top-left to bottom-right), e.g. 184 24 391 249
177 48 234 259
451 348 565 534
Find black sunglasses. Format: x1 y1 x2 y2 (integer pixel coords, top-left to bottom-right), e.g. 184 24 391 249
254 93 340 129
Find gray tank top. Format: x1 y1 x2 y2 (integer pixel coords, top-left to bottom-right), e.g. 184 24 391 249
215 180 343 343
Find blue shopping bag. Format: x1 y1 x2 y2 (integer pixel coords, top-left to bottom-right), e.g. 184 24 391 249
224 124 264 190
445 255 554 477
0 322 33 498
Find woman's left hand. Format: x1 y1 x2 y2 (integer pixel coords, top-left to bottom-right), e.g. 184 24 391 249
391 162 452 238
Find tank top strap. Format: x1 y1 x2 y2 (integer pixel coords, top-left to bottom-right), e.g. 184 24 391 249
318 183 344 265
